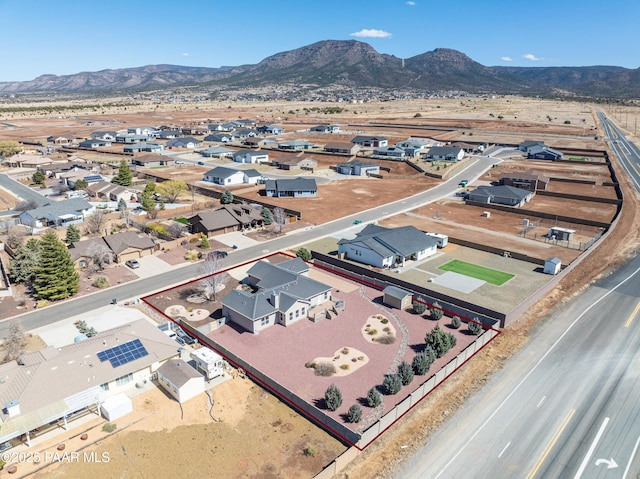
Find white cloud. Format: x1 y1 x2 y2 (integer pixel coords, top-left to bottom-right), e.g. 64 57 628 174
406 1 416 5
350 29 392 39
181 52 190 57
501 56 512 62
523 53 543 61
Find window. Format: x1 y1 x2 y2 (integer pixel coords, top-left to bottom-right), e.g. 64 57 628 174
289 312 293 320
295 309 300 318
115 373 133 387
100 382 109 392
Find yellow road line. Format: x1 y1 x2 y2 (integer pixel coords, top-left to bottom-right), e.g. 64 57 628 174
526 409 576 479
625 301 640 328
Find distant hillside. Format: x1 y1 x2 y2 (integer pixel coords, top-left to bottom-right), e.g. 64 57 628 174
0 40 638 98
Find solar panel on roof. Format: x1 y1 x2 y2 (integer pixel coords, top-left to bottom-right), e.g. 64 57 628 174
96 339 148 367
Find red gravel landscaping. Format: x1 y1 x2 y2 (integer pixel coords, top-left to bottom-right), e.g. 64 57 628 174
206 276 477 434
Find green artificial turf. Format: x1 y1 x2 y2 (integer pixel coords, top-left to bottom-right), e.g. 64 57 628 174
439 260 514 285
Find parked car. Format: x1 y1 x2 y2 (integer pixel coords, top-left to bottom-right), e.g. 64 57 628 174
175 328 196 345
125 259 140 269
174 160 184 164
458 180 469 187
197 161 205 165
208 251 228 260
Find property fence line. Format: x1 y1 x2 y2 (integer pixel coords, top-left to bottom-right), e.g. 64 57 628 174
536 189 621 205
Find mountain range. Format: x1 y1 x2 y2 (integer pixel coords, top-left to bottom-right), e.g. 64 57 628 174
0 40 637 99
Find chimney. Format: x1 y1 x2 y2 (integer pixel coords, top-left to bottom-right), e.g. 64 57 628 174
270 291 279 309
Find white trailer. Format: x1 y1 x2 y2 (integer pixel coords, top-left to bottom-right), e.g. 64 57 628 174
425 232 448 248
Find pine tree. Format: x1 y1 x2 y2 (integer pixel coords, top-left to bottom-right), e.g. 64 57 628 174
65 224 81 244
397 360 414 386
141 189 156 214
9 239 40 284
324 384 343 411
367 387 382 408
32 231 79 300
32 170 45 185
347 404 362 423
260 207 273 225
221 190 234 204
112 160 133 186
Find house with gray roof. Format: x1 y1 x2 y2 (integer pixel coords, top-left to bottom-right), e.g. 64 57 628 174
124 142 165 154
310 124 340 133
338 224 438 268
324 142 360 155
69 231 157 267
373 145 406 159
232 150 269 164
466 185 534 207
351 136 388 148
188 204 264 236
499 170 550 191
424 146 465 162
19 198 95 229
204 133 235 143
277 139 316 151
203 166 261 186
526 145 563 160
336 160 380 176
257 124 284 135
89 131 118 141
518 140 545 152
0 319 179 446
199 146 235 158
221 258 332 334
264 177 317 197
167 137 201 149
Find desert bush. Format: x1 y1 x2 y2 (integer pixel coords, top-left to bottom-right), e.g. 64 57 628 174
340 364 349 370
397 361 414 386
303 444 317 457
324 384 343 411
341 347 349 355
147 223 168 235
468 321 483 335
451 316 461 329
412 301 427 314
425 324 454 358
347 404 362 423
382 374 403 395
429 307 444 320
412 349 435 375
314 361 336 377
92 276 109 289
36 299 49 309
367 387 382 407
376 334 396 345
367 328 378 336
102 423 117 433
185 250 200 261
304 361 316 369
380 318 389 324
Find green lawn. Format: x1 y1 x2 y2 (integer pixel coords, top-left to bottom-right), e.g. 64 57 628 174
439 260 514 285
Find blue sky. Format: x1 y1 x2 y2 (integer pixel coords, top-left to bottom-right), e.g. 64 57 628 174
0 0 638 82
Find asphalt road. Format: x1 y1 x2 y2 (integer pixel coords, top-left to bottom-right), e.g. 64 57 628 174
0 173 48 217
397 112 640 479
397 252 640 479
0 154 497 337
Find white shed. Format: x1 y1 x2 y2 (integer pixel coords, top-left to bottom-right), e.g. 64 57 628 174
157 359 205 404
425 232 448 248
100 393 133 421
544 257 562 275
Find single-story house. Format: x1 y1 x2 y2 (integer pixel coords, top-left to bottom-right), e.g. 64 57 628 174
519 140 545 153
257 124 284 135
156 130 183 140
233 128 259 139
68 237 115 269
203 166 262 186
499 170 550 191
272 157 317 171
338 224 439 269
60 170 103 189
199 146 235 158
277 140 316 151
310 125 340 133
166 137 201 149
373 145 406 159
47 136 72 145
78 139 111 149
102 231 157 263
264 177 317 198
19 198 95 228
324 142 360 155
450 142 477 153
336 160 380 176
527 145 564 160
424 146 465 162
351 136 388 148
116 134 150 144
395 138 432 151
221 258 332 334
181 127 209 136
89 131 118 141
188 204 264 236
157 359 204 404
123 142 165 154
0 319 179 447
204 133 235 143
127 127 156 136
86 180 138 203
232 150 269 164
466 185 534 207
131 154 167 167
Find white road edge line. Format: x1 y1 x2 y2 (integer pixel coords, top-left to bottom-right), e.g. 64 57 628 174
498 442 511 458
537 396 546 408
574 417 609 479
622 435 640 479
432 263 640 479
